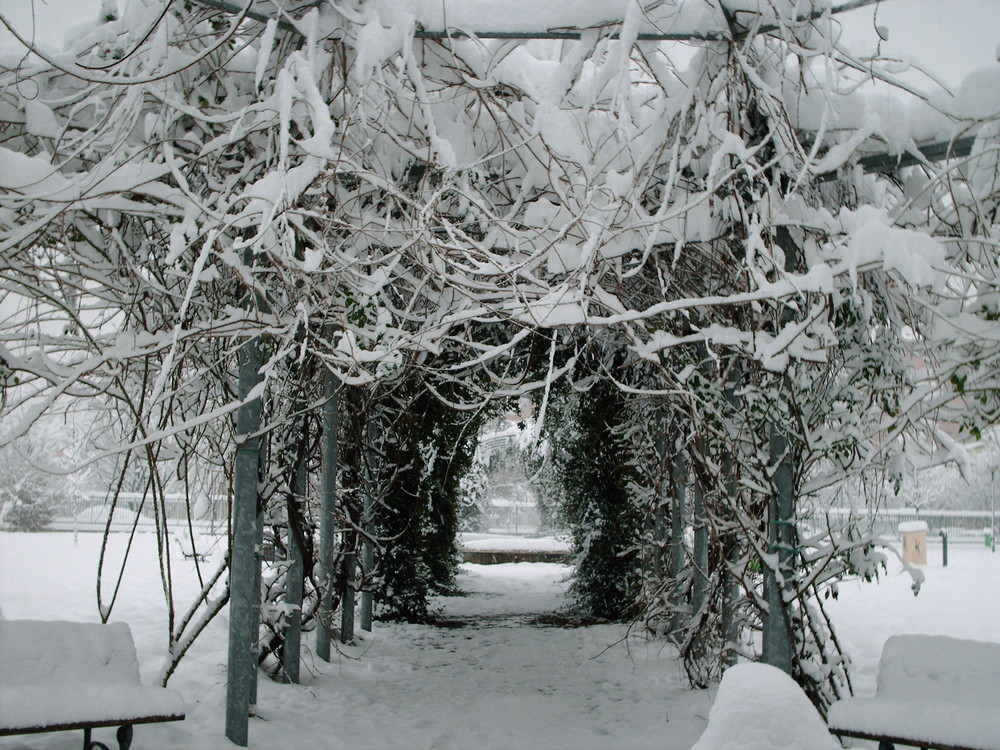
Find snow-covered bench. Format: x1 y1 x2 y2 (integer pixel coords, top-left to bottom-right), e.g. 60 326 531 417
827 634 1000 750
0 620 185 750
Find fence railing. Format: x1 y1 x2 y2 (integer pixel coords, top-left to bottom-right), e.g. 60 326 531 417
810 507 993 542
51 491 227 533
47 494 994 544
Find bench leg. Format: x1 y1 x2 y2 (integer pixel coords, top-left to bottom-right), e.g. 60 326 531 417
877 743 895 750
116 724 134 750
81 724 132 750
82 727 111 750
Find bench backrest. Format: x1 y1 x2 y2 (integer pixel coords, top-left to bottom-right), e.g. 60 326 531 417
0 620 141 687
876 634 1000 707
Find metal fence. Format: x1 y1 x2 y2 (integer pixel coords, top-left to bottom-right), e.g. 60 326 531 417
50 491 227 533
45 493 994 544
811 507 994 543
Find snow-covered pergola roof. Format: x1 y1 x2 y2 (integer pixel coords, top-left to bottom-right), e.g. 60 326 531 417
182 0 991 172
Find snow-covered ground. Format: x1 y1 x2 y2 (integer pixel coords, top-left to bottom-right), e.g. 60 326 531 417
0 531 997 749
823 540 1000 699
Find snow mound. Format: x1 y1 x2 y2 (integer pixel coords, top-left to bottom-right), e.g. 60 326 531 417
689 663 840 750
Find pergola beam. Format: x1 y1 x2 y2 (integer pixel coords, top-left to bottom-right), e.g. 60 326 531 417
855 136 977 174
189 0 887 43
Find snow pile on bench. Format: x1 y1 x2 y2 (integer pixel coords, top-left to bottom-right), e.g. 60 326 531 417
827 634 1000 750
462 536 570 553
689 663 840 750
0 620 185 733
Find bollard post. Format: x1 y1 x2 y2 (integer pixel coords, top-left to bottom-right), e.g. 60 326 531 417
939 530 948 567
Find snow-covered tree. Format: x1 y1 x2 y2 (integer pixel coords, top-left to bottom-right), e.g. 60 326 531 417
0 425 82 531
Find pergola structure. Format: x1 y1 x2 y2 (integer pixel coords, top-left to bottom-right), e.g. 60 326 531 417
183 1 993 745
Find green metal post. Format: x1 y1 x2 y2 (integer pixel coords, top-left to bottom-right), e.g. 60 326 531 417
282 449 306 683
249 502 263 708
762 423 795 674
652 424 669 578
721 372 741 668
761 227 801 675
691 470 709 618
359 549 373 631
317 377 338 661
669 452 687 641
359 417 375 632
341 548 356 643
225 334 264 746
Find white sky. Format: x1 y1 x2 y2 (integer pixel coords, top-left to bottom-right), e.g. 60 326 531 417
1 0 998 86
835 0 1000 86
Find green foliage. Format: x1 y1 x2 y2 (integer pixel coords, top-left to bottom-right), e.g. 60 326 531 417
547 379 642 620
373 377 486 622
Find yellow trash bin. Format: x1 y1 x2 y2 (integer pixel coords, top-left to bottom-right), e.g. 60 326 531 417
900 521 928 565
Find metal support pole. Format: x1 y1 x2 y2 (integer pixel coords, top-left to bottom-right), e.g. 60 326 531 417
720 370 743 668
691 471 709 618
763 423 795 675
763 226 801 676
652 426 669 578
340 549 356 643
359 541 374 631
249 506 263 708
225 334 264 746
720 438 740 664
653 501 667 577
317 378 338 661
940 530 948 567
669 452 687 641
990 466 997 554
281 453 306 683
359 417 376 632
690 347 711 632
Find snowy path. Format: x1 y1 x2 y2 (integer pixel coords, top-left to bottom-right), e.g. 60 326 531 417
297 563 709 750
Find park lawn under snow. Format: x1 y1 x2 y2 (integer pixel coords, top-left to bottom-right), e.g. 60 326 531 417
0 531 999 749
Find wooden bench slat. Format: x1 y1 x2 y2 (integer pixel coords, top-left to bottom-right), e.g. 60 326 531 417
0 713 184 737
833 726 990 750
